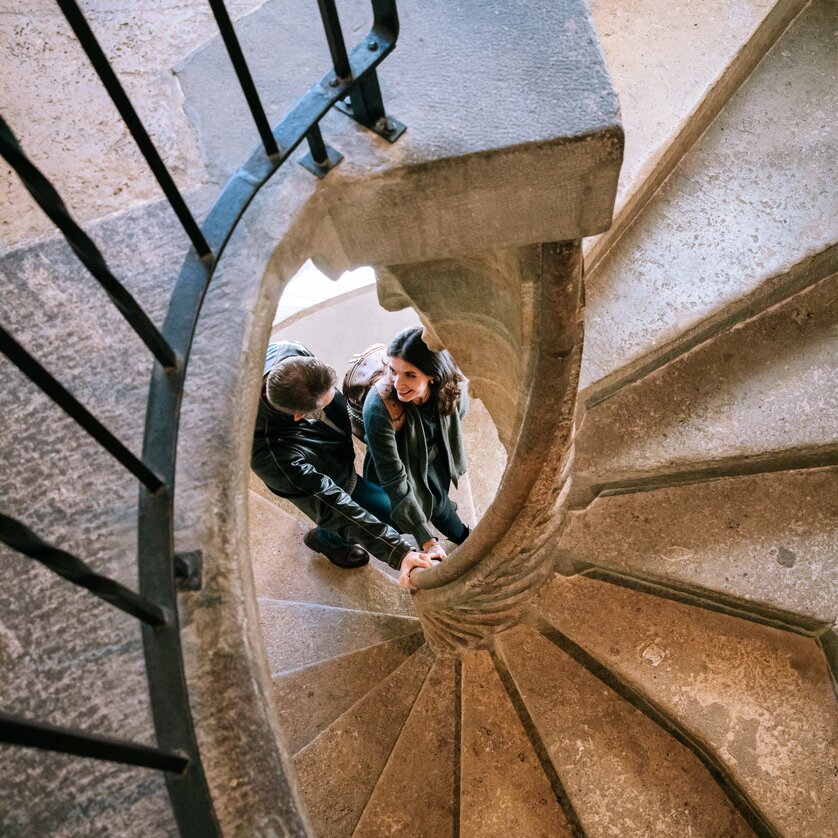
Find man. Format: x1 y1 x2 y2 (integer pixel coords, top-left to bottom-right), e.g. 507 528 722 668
251 340 431 589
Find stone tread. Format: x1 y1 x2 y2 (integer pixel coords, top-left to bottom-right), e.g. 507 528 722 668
271 632 425 756
581 0 838 398
559 466 838 624
534 575 838 837
497 625 754 837
459 650 576 838
258 599 420 675
293 644 435 838
587 0 801 263
573 270 838 500
353 655 458 838
249 489 415 617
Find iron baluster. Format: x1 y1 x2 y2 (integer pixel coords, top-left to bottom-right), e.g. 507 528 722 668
0 118 178 370
0 326 164 492
54 0 211 259
0 514 168 626
207 0 280 157
316 0 352 79
4 2 405 833
0 713 189 773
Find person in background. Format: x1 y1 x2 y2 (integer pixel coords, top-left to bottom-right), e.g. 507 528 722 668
251 340 431 589
362 327 470 567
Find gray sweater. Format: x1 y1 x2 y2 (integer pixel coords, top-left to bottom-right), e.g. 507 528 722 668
363 385 468 546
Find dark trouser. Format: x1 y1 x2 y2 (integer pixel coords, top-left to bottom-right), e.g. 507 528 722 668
429 494 469 544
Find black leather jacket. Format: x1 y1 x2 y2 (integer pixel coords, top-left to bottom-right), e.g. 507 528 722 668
251 342 413 567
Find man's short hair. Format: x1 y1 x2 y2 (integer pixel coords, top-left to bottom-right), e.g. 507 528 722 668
266 356 336 413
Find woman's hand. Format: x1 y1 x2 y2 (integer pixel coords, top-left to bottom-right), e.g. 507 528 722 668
399 551 433 591
422 539 447 561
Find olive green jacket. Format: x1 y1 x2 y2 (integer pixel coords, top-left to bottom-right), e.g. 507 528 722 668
362 385 468 546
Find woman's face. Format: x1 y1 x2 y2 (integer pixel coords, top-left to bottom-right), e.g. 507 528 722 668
388 356 433 405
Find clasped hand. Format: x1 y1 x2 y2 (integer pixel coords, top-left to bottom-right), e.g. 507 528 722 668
398 549 442 591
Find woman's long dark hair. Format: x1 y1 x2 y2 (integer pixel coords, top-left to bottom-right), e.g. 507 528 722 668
388 327 464 416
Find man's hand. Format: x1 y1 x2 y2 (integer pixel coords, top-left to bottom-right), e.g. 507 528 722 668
422 539 447 562
398 551 433 591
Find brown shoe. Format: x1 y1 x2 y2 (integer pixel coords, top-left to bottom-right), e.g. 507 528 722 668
303 529 369 569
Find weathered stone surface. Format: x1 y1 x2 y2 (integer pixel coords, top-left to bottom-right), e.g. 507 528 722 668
498 625 754 838
0 198 195 835
573 272 838 498
586 0 804 265
258 598 420 675
581 0 838 398
0 0 259 247
294 644 434 837
559 467 838 623
177 0 622 265
249 489 416 617
271 632 425 756
354 655 457 837
460 651 575 838
0 753 175 837
535 576 838 837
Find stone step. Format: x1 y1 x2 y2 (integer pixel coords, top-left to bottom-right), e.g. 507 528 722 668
533 576 838 837
294 644 435 837
585 0 808 270
271 632 425 756
353 655 458 837
249 489 415 617
581 0 838 404
459 650 577 837
258 599 420 675
559 466 838 625
571 271 838 505
496 624 754 837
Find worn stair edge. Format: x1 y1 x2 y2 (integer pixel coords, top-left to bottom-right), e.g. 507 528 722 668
819 627 838 702
529 612 782 838
272 631 425 755
458 650 578 838
569 441 838 510
582 242 838 410
559 563 828 636
258 598 421 675
490 649 585 837
552 563 838 691
293 645 435 838
352 655 458 838
584 0 810 275
249 489 415 617
496 626 756 838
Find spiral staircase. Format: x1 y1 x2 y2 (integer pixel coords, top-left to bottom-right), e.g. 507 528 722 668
1 0 836 835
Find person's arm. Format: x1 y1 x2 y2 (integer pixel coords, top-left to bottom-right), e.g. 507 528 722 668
269 443 414 568
363 390 436 548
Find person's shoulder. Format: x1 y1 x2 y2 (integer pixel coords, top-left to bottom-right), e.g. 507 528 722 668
363 383 386 414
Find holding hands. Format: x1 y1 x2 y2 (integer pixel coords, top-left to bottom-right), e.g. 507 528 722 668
398 547 446 591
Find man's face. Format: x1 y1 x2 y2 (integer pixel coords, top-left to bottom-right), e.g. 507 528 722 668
292 387 335 422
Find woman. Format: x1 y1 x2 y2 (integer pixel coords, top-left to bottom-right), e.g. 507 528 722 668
362 327 470 561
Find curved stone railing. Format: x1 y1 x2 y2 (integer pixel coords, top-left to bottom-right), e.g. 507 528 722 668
376 242 584 651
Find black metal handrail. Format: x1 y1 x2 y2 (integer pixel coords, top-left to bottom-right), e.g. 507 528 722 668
0 0 404 833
